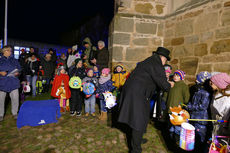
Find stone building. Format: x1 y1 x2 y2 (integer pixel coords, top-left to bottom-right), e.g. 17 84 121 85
109 0 230 83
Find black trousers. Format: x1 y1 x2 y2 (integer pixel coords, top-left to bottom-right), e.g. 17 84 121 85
70 89 82 112
131 129 144 153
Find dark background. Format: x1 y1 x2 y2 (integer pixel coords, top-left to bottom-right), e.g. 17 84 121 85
0 0 114 46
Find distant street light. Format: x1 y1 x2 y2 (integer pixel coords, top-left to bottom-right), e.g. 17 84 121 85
4 0 8 46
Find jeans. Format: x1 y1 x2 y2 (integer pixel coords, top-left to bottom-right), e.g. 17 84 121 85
0 89 19 117
26 75 37 96
100 99 107 112
84 94 95 113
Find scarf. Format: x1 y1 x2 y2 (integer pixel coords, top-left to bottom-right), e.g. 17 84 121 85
99 74 111 84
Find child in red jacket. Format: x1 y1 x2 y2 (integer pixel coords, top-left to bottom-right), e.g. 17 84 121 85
51 66 71 113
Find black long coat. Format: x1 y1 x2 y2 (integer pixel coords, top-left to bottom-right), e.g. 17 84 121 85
118 54 171 132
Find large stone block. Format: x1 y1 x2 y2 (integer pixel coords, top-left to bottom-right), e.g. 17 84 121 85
113 33 130 45
135 3 153 14
112 46 124 61
203 54 230 63
215 27 230 39
133 38 149 46
194 43 208 56
221 10 230 26
173 45 194 57
214 63 230 73
197 64 212 73
200 32 213 42
180 57 198 75
136 23 157 34
210 39 230 54
224 1 230 7
126 47 147 61
185 35 199 44
114 17 134 32
171 37 184 46
175 19 194 36
194 12 218 33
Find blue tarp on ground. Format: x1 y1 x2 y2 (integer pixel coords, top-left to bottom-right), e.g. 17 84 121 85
17 99 61 129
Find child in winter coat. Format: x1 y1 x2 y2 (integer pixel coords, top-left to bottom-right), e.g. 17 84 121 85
112 63 129 91
93 65 100 78
69 59 86 117
51 66 71 113
167 70 190 143
97 68 115 121
210 73 230 137
187 71 212 151
82 68 98 117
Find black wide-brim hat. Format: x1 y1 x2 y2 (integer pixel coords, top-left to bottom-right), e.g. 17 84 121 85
152 47 171 61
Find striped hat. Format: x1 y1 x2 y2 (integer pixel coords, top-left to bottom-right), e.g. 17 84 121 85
174 70 185 80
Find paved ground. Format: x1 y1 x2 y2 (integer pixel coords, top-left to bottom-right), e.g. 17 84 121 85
0 93 172 153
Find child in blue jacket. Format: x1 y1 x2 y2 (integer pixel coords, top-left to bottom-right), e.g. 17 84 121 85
187 71 212 152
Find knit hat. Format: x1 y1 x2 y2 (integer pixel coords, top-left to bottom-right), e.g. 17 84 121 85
174 70 185 80
211 73 230 89
164 64 172 73
196 71 211 84
101 68 110 75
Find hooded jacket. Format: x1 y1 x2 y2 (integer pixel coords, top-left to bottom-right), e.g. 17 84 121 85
112 64 129 89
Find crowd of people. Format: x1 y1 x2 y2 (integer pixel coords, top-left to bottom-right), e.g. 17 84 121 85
0 43 229 153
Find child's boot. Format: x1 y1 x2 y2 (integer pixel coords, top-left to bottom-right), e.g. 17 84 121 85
100 111 107 121
60 107 65 113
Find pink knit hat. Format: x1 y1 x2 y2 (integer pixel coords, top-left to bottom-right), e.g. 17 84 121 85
101 68 110 75
211 73 230 89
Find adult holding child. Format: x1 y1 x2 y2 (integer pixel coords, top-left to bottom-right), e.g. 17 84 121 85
0 46 21 121
118 47 174 153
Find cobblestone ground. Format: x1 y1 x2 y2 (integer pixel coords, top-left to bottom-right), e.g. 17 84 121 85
0 93 172 153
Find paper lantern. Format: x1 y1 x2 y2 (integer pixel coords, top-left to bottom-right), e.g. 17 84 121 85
179 122 195 151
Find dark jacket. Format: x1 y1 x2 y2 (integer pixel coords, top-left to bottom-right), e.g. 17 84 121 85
118 54 171 132
25 58 40 76
40 57 55 79
69 66 86 80
187 86 211 125
94 47 109 70
0 55 21 92
96 79 116 100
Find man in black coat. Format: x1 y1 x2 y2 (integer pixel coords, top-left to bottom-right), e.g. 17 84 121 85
118 47 174 153
90 40 109 71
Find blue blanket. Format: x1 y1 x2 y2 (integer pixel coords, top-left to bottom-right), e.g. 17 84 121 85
17 99 61 129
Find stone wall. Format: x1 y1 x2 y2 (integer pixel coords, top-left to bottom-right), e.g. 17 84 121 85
109 0 167 70
163 0 230 83
109 0 230 84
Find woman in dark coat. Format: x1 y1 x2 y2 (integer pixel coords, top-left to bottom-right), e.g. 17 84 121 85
118 47 174 153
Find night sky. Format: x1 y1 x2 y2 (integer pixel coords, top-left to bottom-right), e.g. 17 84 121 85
0 0 114 45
